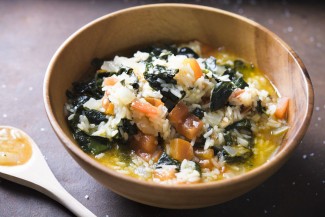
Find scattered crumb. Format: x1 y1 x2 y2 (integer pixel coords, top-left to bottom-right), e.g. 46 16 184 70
302 154 307 159
85 195 89 200
43 155 48 161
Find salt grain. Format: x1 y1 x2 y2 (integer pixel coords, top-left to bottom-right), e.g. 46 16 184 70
315 106 320 111
264 209 268 214
317 117 321 121
287 26 293 32
40 128 45 132
85 195 89 200
302 154 307 159
238 8 244 14
268 19 274 25
1 84 6 88
2 114 7 118
28 87 33 91
310 153 314 157
306 182 310 186
316 43 322 48
292 181 296 185
309 36 315 43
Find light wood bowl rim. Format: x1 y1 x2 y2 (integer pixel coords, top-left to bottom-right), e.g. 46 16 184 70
43 3 314 191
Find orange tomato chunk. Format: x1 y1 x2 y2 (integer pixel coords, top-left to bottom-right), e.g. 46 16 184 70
103 77 118 86
145 97 164 107
183 58 203 80
274 97 289 119
131 99 158 117
168 102 189 126
132 132 158 154
177 114 203 140
169 138 194 161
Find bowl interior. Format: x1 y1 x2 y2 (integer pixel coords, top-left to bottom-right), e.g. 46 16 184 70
44 4 313 208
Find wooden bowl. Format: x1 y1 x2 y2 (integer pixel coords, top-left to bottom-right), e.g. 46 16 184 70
43 4 313 208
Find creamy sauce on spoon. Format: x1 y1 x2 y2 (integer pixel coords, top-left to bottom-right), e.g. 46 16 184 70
0 127 32 166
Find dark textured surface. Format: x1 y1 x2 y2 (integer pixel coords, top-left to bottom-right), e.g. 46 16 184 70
0 0 324 216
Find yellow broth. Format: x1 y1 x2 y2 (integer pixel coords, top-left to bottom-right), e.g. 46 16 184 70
0 128 33 166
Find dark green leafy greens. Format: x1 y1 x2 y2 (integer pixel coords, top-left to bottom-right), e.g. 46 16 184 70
192 107 204 119
84 109 108 125
156 152 180 171
177 47 199 58
144 64 185 111
210 82 235 111
221 119 254 163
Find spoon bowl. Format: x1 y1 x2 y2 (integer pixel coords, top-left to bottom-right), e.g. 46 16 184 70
0 126 96 217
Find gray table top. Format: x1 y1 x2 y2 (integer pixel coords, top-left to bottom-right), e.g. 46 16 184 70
0 0 324 216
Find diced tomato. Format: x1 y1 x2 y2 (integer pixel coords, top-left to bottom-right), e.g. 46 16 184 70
183 58 203 80
169 138 194 161
168 102 189 126
131 99 158 117
132 132 158 154
102 98 115 115
145 97 164 107
274 97 289 119
176 114 203 140
103 77 118 86
169 103 203 139
153 168 176 181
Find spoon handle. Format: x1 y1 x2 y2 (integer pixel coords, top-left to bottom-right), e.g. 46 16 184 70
44 182 96 217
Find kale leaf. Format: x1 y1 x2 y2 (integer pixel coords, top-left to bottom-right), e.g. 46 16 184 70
210 81 235 111
156 152 180 171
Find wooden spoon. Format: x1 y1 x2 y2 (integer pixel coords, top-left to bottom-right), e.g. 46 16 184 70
0 126 96 217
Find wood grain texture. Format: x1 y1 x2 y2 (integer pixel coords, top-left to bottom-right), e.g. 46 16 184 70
44 4 313 208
